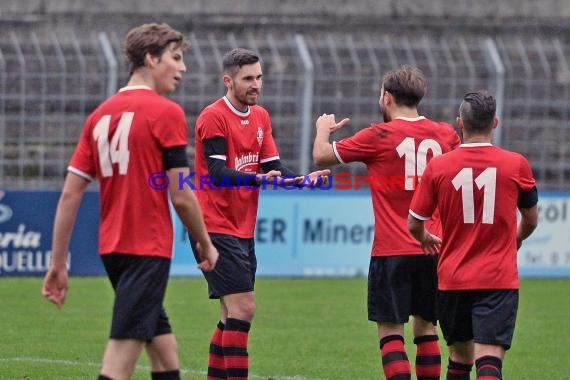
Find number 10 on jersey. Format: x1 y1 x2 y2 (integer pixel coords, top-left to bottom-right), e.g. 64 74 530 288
396 137 443 190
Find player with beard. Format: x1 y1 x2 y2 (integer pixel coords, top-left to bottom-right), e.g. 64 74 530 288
313 65 461 380
190 48 329 380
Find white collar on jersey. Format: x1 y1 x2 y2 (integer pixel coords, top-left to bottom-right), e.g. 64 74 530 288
118 85 153 92
460 143 494 147
223 96 251 117
393 116 426 122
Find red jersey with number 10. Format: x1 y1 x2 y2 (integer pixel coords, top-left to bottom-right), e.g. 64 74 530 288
333 117 461 256
409 143 536 290
194 97 279 238
69 86 188 258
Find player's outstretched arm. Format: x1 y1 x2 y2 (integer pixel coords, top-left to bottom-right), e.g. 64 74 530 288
43 172 89 309
313 113 350 166
167 167 219 271
305 169 331 187
255 170 281 185
280 169 332 188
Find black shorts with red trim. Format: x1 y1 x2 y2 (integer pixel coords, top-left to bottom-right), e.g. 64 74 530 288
367 254 438 324
438 289 519 349
101 253 173 342
190 233 257 299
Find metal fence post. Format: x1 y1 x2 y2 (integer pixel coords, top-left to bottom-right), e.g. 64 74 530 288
52 33 67 180
10 33 26 188
294 34 314 175
99 32 118 98
483 38 505 146
0 48 5 188
31 32 47 182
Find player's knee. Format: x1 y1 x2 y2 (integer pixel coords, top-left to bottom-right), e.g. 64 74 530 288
449 342 474 364
225 293 256 321
239 299 256 321
412 315 437 335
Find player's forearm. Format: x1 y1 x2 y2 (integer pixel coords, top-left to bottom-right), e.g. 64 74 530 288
517 206 538 245
50 192 83 269
207 157 259 186
167 168 213 245
407 215 426 243
172 192 211 247
261 159 298 178
312 127 335 166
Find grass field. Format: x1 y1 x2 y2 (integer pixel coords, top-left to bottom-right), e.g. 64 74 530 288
0 277 568 379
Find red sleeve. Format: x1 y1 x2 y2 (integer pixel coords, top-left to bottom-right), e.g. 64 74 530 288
450 129 462 150
196 108 226 142
437 122 461 151
69 116 96 180
409 161 438 220
152 103 188 148
259 110 279 162
517 155 536 191
333 126 381 164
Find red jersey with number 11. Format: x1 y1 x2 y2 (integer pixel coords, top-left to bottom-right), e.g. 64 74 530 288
409 143 536 290
69 86 188 258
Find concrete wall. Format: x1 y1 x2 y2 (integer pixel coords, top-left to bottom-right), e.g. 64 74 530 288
2 0 570 19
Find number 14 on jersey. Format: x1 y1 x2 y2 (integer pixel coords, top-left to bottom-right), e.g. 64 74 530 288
93 112 133 177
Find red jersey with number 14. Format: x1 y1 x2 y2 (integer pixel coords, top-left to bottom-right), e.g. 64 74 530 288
69 86 188 258
409 143 536 290
333 117 461 257
194 97 279 238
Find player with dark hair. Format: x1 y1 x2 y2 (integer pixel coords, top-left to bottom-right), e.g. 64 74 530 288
408 90 538 380
313 64 461 380
191 47 329 379
42 23 218 380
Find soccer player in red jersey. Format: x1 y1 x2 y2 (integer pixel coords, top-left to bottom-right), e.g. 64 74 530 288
42 23 218 380
408 90 538 380
191 48 329 380
313 65 461 380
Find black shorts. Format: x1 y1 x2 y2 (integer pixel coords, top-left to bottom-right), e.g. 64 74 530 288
189 233 256 299
368 255 438 324
101 253 173 342
438 289 519 350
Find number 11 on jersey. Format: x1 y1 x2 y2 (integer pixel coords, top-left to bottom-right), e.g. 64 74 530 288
452 167 497 224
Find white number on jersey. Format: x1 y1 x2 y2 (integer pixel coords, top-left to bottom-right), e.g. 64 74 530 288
396 137 443 190
452 167 497 224
93 112 134 177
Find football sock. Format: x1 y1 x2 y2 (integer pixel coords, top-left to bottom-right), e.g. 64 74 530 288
208 321 227 380
222 318 250 380
414 335 441 380
476 355 502 380
446 358 473 380
380 335 411 380
151 369 180 380
97 376 113 380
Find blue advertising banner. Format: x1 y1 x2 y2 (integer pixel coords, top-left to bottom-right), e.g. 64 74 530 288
517 192 570 277
2 190 570 277
0 191 103 276
173 190 570 278
171 191 374 276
